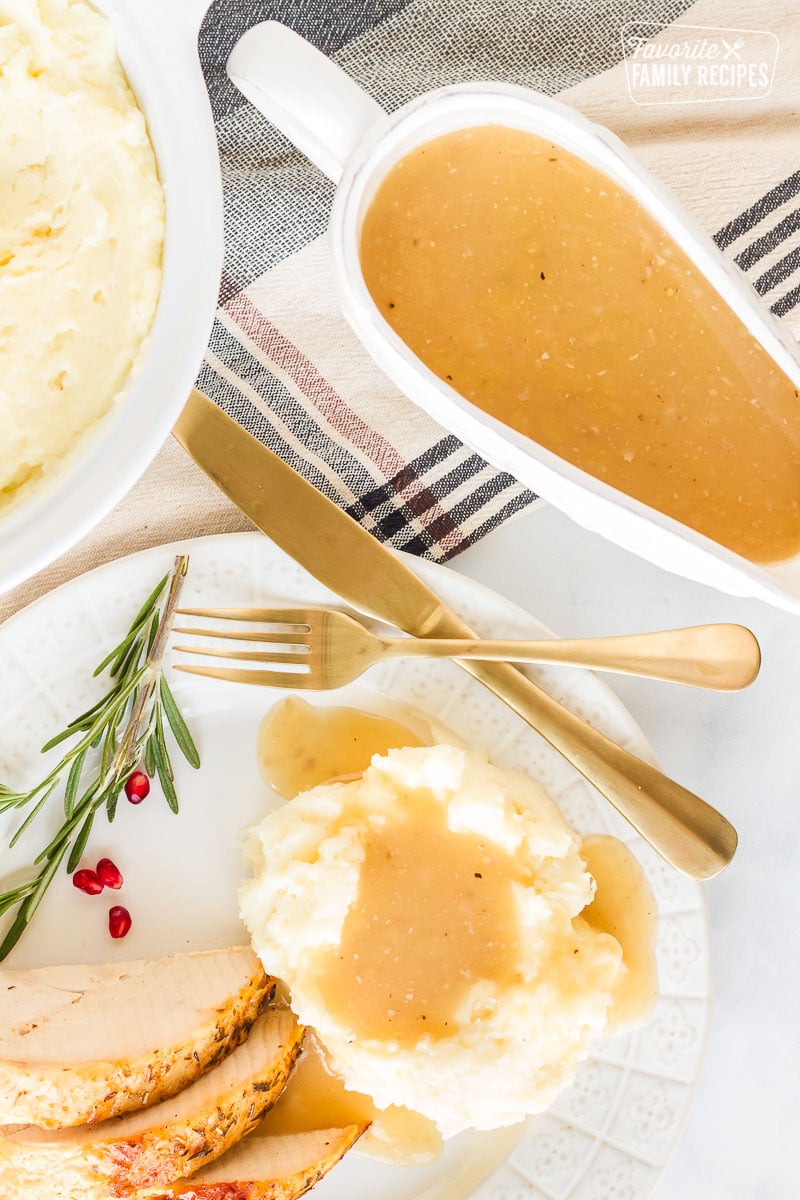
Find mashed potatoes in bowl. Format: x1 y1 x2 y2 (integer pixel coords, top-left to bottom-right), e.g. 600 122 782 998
0 0 165 507
0 0 221 596
241 742 656 1140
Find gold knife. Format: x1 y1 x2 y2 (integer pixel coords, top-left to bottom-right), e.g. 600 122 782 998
174 389 737 879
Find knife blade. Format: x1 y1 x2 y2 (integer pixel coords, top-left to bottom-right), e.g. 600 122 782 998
174 389 737 879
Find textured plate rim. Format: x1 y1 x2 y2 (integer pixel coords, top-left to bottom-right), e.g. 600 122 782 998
0 529 712 1199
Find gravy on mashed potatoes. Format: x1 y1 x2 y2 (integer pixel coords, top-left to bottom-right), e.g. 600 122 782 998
243 699 657 1149
0 0 164 505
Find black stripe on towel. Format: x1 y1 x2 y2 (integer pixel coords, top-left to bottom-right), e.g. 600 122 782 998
734 207 800 272
714 170 800 250
771 284 800 319
754 246 800 297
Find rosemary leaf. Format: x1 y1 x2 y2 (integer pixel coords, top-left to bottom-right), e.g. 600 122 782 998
40 724 84 754
118 627 151 684
0 789 27 813
105 710 122 761
30 843 70 911
159 677 201 769
0 898 33 960
64 750 86 817
128 570 170 629
152 731 179 814
0 882 35 918
45 672 144 758
157 756 179 815
99 628 140 679
100 722 116 783
34 801 88 864
67 811 96 873
93 643 126 680
155 705 174 783
110 637 142 684
106 787 119 824
2 777 51 814
10 780 59 848
60 691 116 734
93 572 168 677
0 843 69 957
144 736 157 779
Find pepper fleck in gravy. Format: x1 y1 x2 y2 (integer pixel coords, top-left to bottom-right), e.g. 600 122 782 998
360 125 800 564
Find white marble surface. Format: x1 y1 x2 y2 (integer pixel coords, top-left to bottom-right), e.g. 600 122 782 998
452 506 799 1200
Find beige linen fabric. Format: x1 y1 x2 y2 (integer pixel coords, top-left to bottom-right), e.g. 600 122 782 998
0 441 255 623
1 0 798 622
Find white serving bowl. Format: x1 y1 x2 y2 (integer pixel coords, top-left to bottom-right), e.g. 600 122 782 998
0 0 222 597
228 22 800 614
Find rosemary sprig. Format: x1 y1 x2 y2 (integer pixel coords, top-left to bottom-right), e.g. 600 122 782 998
0 555 199 960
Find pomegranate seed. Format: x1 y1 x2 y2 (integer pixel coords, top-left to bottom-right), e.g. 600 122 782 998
109 905 132 939
96 858 123 890
125 771 150 804
72 868 103 896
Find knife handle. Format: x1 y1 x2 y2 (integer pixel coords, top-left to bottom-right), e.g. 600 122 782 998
428 615 737 879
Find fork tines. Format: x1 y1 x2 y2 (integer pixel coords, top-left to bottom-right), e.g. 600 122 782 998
173 605 318 685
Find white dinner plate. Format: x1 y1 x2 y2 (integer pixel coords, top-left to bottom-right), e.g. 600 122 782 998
0 532 710 1200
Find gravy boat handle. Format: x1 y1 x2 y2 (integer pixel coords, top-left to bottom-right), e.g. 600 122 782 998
226 21 385 183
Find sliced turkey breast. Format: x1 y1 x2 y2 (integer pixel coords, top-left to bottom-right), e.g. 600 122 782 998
0 948 272 1128
0 1005 302 1200
150 1125 364 1200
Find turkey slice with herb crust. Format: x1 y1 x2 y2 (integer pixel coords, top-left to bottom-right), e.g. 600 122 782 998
0 1005 302 1200
0 948 272 1128
149 1124 365 1199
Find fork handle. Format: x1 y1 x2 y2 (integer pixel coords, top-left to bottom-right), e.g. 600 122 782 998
382 623 760 691
417 612 737 879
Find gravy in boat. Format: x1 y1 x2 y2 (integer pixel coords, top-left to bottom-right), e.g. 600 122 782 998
360 126 800 564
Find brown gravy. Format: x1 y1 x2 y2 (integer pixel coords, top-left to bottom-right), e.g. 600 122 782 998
580 835 659 1028
255 1028 375 1136
254 1028 441 1161
257 696 428 798
316 792 523 1043
360 125 800 564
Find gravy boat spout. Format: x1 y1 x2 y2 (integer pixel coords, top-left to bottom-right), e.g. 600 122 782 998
228 21 800 614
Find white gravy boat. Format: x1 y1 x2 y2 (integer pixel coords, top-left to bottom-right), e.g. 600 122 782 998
0 0 221 597
228 21 800 614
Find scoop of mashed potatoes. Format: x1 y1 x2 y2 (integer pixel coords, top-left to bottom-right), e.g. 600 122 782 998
0 0 164 504
241 744 627 1138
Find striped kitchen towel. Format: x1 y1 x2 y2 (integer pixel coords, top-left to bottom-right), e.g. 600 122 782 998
196 0 800 562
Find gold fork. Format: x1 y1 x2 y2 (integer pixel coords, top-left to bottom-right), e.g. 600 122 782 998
173 606 760 692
